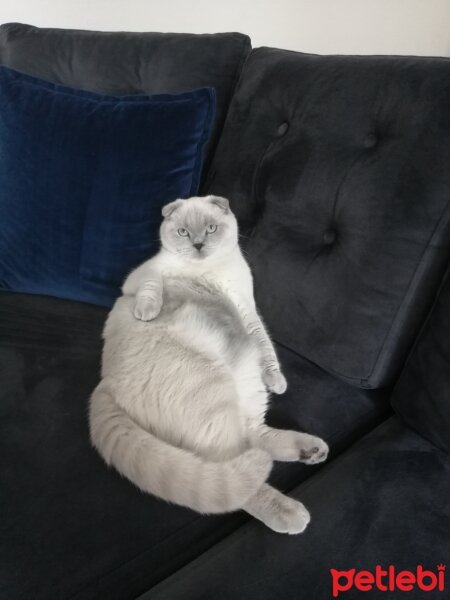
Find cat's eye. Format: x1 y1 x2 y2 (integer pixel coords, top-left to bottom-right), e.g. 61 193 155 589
206 224 217 234
177 228 189 237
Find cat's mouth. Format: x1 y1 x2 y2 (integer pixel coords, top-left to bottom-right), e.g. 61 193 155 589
191 244 209 258
174 247 208 258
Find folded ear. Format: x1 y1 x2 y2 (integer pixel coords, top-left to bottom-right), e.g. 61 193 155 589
162 199 184 218
207 195 230 213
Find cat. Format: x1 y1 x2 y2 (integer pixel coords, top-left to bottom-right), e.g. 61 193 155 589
89 194 328 534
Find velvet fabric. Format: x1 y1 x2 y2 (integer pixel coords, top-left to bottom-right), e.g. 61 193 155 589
0 292 390 600
204 48 450 388
0 22 251 175
1 26 450 600
0 66 215 306
144 417 450 600
392 265 450 454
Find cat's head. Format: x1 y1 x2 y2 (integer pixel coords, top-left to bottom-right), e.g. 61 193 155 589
160 195 238 261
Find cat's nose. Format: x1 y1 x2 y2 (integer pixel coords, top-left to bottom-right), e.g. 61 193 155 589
193 243 204 251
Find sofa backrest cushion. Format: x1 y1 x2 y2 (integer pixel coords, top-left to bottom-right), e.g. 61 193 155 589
0 67 214 307
0 22 250 175
391 265 450 453
204 48 450 388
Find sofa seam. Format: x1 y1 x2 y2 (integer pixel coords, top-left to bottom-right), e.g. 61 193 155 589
201 35 252 192
66 515 204 600
273 337 366 386
391 263 449 389
393 405 450 457
363 196 450 385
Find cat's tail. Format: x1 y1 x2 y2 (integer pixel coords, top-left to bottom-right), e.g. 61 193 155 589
89 386 272 514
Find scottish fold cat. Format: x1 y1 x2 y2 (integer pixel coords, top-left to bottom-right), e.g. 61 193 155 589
89 195 328 534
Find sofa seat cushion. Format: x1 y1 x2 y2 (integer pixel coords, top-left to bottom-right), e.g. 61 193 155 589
0 293 246 600
204 48 450 388
0 292 390 599
0 23 251 175
145 417 450 600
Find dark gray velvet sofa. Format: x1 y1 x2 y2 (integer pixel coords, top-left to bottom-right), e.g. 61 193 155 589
1 23 449 600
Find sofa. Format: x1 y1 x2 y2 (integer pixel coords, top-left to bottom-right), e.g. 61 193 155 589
0 22 449 600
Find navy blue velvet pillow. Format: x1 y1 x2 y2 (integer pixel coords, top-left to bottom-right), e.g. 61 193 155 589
0 66 215 306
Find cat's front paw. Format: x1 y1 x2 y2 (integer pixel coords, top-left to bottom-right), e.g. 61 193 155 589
263 369 287 394
298 435 329 465
134 295 162 321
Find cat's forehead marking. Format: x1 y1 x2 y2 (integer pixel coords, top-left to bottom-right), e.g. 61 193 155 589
180 205 216 230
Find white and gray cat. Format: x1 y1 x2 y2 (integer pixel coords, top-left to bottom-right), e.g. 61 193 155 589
89 195 328 534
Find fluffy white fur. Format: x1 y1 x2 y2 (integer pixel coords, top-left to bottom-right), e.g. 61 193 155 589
89 195 328 534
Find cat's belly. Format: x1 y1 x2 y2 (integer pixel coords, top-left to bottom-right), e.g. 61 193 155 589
161 277 255 366
104 278 258 377
102 286 264 457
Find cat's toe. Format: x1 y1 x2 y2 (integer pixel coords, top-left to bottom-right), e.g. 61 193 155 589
299 437 329 465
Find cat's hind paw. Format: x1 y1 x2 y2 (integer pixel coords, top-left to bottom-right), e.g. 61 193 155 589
298 436 329 465
257 495 310 535
269 498 311 535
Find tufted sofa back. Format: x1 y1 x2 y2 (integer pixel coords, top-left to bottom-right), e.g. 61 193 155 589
204 48 450 389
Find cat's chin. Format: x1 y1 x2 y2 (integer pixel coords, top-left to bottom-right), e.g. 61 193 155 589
188 251 216 262
181 253 207 261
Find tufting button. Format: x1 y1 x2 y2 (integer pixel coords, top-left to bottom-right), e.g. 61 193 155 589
363 132 378 148
323 229 337 245
277 122 289 136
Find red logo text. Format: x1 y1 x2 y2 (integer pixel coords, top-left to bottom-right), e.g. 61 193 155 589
330 564 445 597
